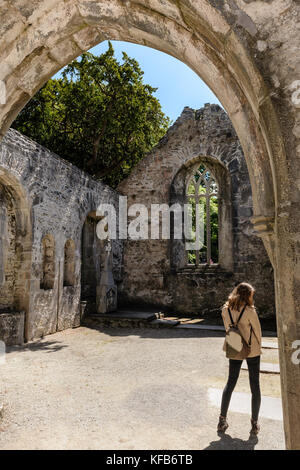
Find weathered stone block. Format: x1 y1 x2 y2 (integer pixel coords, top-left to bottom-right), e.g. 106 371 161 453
77 0 125 26
50 39 82 65
73 27 105 51
0 311 25 346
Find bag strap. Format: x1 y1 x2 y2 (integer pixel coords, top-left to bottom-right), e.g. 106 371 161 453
227 307 234 325
248 325 253 346
237 304 247 324
228 304 247 327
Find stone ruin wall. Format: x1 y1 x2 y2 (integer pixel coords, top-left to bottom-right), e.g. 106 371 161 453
0 184 17 310
118 105 275 318
0 128 123 342
0 104 277 346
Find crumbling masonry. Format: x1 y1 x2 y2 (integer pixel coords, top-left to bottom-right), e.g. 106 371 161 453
118 105 275 317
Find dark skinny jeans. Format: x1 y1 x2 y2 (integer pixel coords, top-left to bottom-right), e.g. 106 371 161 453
220 355 261 421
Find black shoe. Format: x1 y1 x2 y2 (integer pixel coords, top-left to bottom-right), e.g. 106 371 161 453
250 419 260 435
217 415 229 433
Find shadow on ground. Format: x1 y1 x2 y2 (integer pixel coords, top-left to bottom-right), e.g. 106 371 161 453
6 340 68 355
204 432 259 450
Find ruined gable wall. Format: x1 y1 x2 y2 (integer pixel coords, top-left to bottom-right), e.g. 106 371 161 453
118 105 275 318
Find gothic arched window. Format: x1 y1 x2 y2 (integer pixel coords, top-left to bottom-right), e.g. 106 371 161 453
185 163 219 265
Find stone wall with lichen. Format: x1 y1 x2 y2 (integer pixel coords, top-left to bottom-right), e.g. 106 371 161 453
0 184 17 310
0 128 123 342
118 105 275 318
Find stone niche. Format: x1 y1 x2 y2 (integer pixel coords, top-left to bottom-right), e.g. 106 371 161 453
118 105 275 318
0 184 17 310
0 182 26 345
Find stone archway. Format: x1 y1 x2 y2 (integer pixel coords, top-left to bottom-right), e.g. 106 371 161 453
0 168 32 343
0 0 299 449
81 213 102 311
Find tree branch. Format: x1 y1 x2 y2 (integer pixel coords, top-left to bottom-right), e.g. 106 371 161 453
87 97 116 167
93 131 134 178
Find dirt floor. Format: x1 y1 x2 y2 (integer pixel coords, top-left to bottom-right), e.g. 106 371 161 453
0 326 284 450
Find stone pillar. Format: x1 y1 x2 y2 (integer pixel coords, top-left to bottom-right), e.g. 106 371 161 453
253 215 300 449
0 202 7 287
0 194 9 287
274 224 300 450
96 239 117 314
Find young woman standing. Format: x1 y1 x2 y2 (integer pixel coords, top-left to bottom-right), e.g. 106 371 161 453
218 282 262 435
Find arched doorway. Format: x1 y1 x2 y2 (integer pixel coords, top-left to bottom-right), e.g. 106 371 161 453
0 169 32 344
81 212 103 314
0 1 299 449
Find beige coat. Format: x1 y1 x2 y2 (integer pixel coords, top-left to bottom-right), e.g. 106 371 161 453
221 304 262 360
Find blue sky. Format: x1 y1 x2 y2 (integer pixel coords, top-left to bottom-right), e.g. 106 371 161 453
54 40 221 123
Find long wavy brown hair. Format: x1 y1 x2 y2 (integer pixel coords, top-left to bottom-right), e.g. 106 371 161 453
225 282 255 311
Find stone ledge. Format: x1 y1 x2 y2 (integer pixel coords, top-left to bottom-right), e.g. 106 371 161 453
83 317 154 329
83 316 277 339
173 266 234 277
0 311 25 346
151 318 180 327
87 310 157 321
82 310 277 336
82 311 180 329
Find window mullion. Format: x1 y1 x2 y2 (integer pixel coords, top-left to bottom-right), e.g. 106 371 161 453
196 194 200 265
184 164 219 267
206 193 211 264
185 193 189 265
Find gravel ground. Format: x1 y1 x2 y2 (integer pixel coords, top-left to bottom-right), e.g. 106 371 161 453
0 326 284 450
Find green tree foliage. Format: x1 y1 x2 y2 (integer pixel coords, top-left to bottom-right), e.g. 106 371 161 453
12 42 171 187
